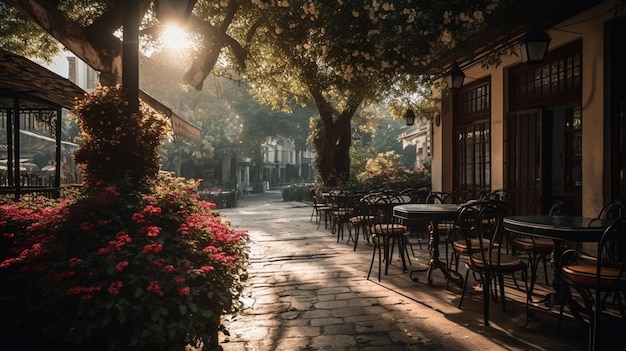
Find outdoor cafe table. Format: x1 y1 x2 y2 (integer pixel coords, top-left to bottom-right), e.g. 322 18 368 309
503 215 613 311
393 203 462 286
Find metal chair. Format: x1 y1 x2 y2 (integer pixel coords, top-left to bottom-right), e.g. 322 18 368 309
364 193 411 281
458 201 530 327
558 214 626 351
510 198 571 295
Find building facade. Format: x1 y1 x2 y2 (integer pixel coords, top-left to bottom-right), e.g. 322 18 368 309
432 0 625 216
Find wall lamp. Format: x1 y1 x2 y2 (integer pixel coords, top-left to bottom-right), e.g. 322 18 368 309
403 108 416 126
520 28 551 65
446 62 465 90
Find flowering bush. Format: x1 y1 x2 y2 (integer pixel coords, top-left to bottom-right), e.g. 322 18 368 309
73 84 169 190
0 86 249 351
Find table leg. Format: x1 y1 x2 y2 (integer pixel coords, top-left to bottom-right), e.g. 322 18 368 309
424 220 463 287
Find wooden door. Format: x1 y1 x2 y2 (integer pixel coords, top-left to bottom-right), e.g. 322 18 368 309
506 110 542 215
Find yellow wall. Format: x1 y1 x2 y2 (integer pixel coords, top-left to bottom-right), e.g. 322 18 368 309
434 0 618 214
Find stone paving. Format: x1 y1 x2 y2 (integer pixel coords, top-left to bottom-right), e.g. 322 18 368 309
215 190 624 351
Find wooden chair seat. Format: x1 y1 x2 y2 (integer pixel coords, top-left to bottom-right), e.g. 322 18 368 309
372 224 407 236
512 237 554 252
469 252 526 271
562 263 626 288
452 238 490 254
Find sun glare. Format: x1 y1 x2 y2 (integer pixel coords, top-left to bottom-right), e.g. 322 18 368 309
161 25 193 50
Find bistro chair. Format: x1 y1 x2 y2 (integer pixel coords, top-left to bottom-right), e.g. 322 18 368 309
347 190 373 250
510 198 572 295
589 200 625 226
458 201 530 327
328 189 355 242
310 188 332 229
446 200 487 281
399 187 432 251
364 193 411 282
557 214 626 351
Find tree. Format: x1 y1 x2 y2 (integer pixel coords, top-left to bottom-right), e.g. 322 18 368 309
2 0 504 187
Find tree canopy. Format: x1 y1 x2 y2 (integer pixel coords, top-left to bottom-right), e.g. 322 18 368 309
2 0 504 186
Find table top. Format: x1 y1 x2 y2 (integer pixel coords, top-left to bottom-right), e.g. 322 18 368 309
503 215 612 242
393 204 459 220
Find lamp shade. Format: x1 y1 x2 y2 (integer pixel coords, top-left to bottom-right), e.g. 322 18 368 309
155 0 198 24
446 62 465 89
404 108 416 126
520 29 551 65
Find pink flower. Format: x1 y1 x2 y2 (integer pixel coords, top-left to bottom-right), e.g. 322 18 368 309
131 212 145 223
143 225 161 237
108 281 123 295
178 286 190 296
147 280 164 297
152 258 166 267
142 242 163 254
68 257 82 268
200 265 214 272
115 260 129 271
80 221 93 231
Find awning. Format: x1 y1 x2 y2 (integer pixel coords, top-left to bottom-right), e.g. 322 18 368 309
139 90 201 141
0 49 201 141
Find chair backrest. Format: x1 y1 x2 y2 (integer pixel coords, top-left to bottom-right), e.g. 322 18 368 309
596 200 626 220
596 214 626 288
467 201 506 266
400 187 431 204
547 199 573 216
522 197 572 216
362 193 405 227
450 200 485 239
454 188 476 204
427 191 456 204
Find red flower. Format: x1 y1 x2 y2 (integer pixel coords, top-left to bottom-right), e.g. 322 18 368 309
142 242 163 254
147 280 164 297
178 286 190 296
115 260 129 271
69 257 82 268
108 281 123 295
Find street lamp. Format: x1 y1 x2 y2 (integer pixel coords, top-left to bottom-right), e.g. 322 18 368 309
446 62 465 90
403 108 416 126
520 28 551 65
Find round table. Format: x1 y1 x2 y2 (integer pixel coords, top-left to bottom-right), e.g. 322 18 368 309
393 204 461 286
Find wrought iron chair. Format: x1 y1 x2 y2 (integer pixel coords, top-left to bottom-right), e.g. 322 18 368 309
364 193 411 281
347 190 373 250
310 188 331 229
510 198 572 295
328 189 354 242
557 214 626 351
458 201 530 327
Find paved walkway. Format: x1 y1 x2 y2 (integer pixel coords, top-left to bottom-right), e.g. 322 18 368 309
215 191 624 351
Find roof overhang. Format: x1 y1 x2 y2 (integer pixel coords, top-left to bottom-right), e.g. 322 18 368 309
0 49 201 141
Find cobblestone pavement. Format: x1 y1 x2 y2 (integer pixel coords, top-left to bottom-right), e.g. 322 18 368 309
214 190 624 351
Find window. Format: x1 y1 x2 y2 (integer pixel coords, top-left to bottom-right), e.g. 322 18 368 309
455 122 491 192
510 40 582 110
454 79 492 193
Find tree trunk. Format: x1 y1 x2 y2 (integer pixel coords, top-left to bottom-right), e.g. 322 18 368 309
314 99 358 188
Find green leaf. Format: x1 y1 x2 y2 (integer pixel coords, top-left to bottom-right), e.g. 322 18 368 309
178 304 187 316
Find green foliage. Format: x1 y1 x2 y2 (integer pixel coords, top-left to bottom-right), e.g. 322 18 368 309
358 151 406 182
281 183 314 202
0 4 61 62
73 85 169 190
